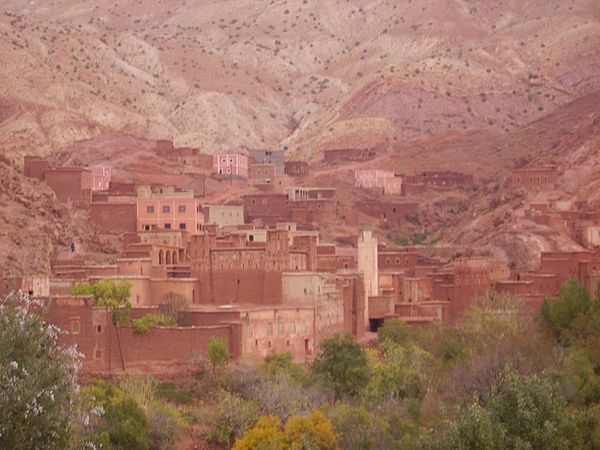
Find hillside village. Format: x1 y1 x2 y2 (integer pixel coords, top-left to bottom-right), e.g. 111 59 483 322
3 140 600 374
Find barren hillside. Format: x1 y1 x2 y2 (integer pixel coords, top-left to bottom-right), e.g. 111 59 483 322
1 0 600 275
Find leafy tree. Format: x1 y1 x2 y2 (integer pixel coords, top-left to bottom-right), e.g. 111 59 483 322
232 415 286 450
447 403 507 450
541 279 592 340
363 345 430 404
326 403 391 450
314 333 370 400
72 279 132 324
284 410 339 449
378 318 420 347
563 349 600 405
448 370 573 450
0 292 87 450
208 336 230 371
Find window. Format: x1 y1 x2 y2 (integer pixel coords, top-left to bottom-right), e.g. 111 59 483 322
147 206 155 213
178 205 186 213
267 322 273 336
96 325 102 333
95 349 102 359
163 205 170 213
301 322 307 334
164 223 171 229
278 321 284 335
179 223 186 230
70 318 81 335
290 322 296 333
249 235 254 242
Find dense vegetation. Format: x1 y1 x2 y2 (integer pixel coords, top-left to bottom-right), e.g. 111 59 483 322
5 279 600 448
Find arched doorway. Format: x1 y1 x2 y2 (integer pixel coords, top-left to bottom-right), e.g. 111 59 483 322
159 250 164 265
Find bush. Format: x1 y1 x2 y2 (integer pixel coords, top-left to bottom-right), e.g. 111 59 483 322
326 403 391 450
208 336 230 370
84 381 150 450
378 318 420 347
132 313 177 334
208 390 260 446
234 411 339 450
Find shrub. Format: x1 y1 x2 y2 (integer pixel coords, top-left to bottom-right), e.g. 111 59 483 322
208 390 259 446
84 381 150 450
132 313 177 334
208 336 230 370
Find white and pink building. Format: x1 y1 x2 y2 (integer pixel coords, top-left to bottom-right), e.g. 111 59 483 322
355 169 402 195
213 153 248 178
90 166 112 191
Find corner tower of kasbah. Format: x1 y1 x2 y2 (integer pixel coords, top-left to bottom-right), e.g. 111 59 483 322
1 0 600 374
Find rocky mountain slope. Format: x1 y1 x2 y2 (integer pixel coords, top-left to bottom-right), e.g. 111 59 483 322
0 0 599 275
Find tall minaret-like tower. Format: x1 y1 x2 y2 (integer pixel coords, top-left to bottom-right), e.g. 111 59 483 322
358 227 378 327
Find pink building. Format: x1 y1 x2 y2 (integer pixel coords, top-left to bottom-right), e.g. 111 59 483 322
90 166 111 191
136 185 203 232
355 169 402 195
213 153 248 178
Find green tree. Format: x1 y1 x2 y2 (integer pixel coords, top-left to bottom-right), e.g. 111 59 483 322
326 403 391 450
208 336 230 371
313 333 370 399
83 380 150 450
448 370 573 450
541 279 592 340
72 279 132 324
363 345 429 404
378 318 420 347
0 292 87 450
448 403 507 450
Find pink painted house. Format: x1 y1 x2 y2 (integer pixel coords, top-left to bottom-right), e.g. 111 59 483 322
136 185 204 232
355 169 402 195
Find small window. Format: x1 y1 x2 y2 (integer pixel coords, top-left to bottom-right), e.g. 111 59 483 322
163 205 170 213
136 294 140 304
164 223 171 229
147 206 155 213
178 205 186 213
179 223 186 230
290 322 296 333
95 349 102 359
96 325 102 333
70 318 81 335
